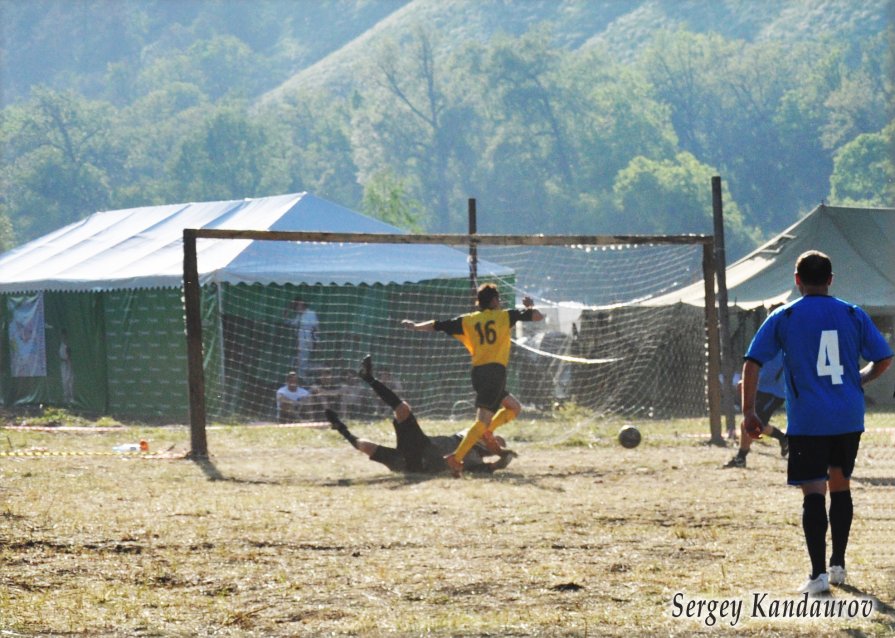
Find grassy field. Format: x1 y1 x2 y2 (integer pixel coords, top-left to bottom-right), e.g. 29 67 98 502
2 408 894 637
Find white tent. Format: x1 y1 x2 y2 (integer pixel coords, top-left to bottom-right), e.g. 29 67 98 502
0 192 511 292
0 193 512 418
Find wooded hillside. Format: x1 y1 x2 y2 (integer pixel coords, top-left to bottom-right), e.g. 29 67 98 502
1 0 891 257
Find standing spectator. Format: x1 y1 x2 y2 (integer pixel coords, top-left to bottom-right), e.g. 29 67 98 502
402 283 543 476
59 328 74 404
284 298 319 380
740 250 892 594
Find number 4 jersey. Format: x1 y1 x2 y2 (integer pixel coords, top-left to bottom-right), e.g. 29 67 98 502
434 308 536 368
745 295 893 435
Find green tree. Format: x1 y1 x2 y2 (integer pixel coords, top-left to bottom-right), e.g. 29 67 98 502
112 82 212 206
829 121 895 206
612 152 758 258
0 88 121 240
639 30 875 232
264 91 361 206
821 31 894 150
352 26 477 231
167 104 279 201
362 169 426 231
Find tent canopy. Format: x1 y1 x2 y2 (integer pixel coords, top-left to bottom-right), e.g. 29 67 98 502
643 205 895 312
0 193 511 293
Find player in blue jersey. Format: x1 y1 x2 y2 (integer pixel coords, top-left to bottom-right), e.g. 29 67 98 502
741 251 892 594
724 347 788 468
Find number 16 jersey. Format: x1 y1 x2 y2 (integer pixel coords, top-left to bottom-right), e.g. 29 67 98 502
434 308 535 368
745 295 893 436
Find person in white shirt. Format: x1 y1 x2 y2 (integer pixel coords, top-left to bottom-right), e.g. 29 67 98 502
284 298 319 380
276 371 312 423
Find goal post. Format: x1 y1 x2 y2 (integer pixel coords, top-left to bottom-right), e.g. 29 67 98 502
183 229 722 457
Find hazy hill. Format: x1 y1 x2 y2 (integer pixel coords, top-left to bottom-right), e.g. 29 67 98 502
3 0 889 108
260 0 892 104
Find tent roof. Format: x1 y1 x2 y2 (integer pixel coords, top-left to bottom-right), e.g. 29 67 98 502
0 193 511 293
641 205 895 312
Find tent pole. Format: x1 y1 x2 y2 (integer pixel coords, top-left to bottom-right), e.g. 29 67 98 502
703 239 725 445
712 176 737 438
468 198 478 308
183 229 208 457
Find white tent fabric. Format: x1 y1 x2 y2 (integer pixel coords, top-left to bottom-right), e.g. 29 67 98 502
0 193 511 292
641 205 895 312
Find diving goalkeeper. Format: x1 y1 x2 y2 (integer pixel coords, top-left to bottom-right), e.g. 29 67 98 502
326 355 517 475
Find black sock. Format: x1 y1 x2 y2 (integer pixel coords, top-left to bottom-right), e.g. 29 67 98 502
325 410 359 449
737 448 749 459
769 427 785 441
802 493 828 579
365 378 403 410
829 490 853 569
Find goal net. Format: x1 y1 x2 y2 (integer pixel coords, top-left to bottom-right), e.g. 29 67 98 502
183 231 719 448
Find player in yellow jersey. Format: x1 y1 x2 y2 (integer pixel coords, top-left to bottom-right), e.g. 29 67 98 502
402 283 544 476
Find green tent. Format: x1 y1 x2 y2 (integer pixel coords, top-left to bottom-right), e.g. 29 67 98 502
643 205 895 406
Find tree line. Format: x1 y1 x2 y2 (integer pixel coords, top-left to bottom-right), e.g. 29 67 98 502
1 25 892 258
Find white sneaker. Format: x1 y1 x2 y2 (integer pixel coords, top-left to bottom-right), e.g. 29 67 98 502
828 565 847 585
797 573 829 594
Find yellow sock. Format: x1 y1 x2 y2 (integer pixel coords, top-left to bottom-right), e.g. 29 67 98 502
487 407 517 432
453 421 487 461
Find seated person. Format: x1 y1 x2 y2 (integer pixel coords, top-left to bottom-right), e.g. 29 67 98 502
326 355 516 475
275 371 313 423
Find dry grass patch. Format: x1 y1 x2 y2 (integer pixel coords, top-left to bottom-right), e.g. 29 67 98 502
2 411 894 636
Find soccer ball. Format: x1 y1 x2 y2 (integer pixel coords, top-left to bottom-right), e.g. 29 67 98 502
618 425 641 449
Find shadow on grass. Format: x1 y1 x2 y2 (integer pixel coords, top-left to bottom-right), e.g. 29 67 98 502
190 455 226 481
838 583 895 635
851 477 895 486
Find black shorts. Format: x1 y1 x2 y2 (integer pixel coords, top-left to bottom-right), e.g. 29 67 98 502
471 363 508 412
755 391 784 426
368 415 446 474
787 432 862 485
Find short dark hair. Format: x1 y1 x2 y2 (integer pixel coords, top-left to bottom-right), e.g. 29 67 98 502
795 250 832 286
476 283 500 310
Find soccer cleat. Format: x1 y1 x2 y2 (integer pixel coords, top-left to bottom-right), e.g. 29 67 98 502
358 354 373 381
443 453 463 478
779 436 789 457
828 565 846 585
797 573 829 594
723 455 746 468
491 449 518 471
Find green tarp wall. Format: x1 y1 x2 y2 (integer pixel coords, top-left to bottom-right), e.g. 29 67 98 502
1 277 509 421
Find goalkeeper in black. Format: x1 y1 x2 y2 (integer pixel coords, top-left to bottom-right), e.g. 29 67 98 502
401 283 543 475
326 355 516 475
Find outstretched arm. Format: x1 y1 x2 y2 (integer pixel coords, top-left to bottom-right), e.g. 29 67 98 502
401 319 436 332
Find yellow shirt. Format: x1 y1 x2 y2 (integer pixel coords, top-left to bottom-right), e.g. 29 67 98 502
436 308 530 367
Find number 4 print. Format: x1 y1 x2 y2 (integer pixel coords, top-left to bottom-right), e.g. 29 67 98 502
817 330 844 384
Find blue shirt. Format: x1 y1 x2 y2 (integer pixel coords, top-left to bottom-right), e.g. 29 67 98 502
745 295 893 436
757 350 785 399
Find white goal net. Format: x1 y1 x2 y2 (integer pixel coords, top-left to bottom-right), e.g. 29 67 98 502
183 231 718 443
